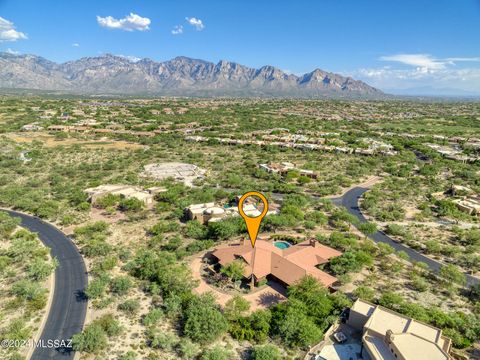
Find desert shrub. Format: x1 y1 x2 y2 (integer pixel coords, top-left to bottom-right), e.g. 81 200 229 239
252 344 281 360
110 276 133 296
142 308 164 326
200 347 233 360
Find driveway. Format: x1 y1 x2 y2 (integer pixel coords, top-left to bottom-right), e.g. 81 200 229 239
3 210 88 359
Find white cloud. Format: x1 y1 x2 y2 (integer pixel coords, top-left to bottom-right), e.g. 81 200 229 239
360 53 480 94
0 17 27 42
185 17 204 31
5 48 19 54
72 43 80 47
380 54 447 72
97 13 151 32
445 57 480 62
380 53 480 73
351 66 480 95
171 25 183 35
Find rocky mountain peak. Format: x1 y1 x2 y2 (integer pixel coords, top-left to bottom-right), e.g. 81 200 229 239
0 53 384 98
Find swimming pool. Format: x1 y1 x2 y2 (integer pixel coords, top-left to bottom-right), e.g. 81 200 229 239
274 241 291 249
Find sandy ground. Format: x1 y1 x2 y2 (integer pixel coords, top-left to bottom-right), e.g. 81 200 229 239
324 175 382 198
6 132 145 150
190 256 286 311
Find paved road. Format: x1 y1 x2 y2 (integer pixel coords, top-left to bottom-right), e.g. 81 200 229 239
333 187 479 288
3 210 88 359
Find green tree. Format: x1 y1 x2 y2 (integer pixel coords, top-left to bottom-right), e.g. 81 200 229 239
287 276 333 320
378 291 404 310
72 324 107 353
224 295 250 320
129 250 196 299
439 264 466 286
358 222 378 239
207 218 240 240
183 294 228 344
328 250 373 275
249 310 271 343
220 260 245 282
184 220 207 239
272 300 322 348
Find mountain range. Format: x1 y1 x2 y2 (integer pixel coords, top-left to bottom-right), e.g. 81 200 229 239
0 53 384 98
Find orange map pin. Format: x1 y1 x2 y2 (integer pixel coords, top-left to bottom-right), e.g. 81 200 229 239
238 191 269 248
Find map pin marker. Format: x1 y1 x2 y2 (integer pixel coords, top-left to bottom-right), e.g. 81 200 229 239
238 191 269 248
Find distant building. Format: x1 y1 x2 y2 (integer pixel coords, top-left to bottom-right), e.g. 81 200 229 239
69 126 90 133
186 202 225 223
146 186 168 195
426 143 478 163
76 119 97 126
185 197 277 224
449 184 473 196
47 125 68 132
452 196 480 216
72 109 85 116
348 299 452 360
259 162 318 179
212 239 341 288
84 185 164 207
21 123 42 131
358 138 398 156
175 122 199 129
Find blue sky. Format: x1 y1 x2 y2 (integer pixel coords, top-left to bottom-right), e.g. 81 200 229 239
1 0 480 95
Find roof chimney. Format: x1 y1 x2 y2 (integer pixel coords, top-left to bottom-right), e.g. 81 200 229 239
386 330 394 344
309 239 317 248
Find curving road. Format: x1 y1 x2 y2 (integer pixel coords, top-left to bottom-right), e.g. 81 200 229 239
3 210 88 359
333 187 479 288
